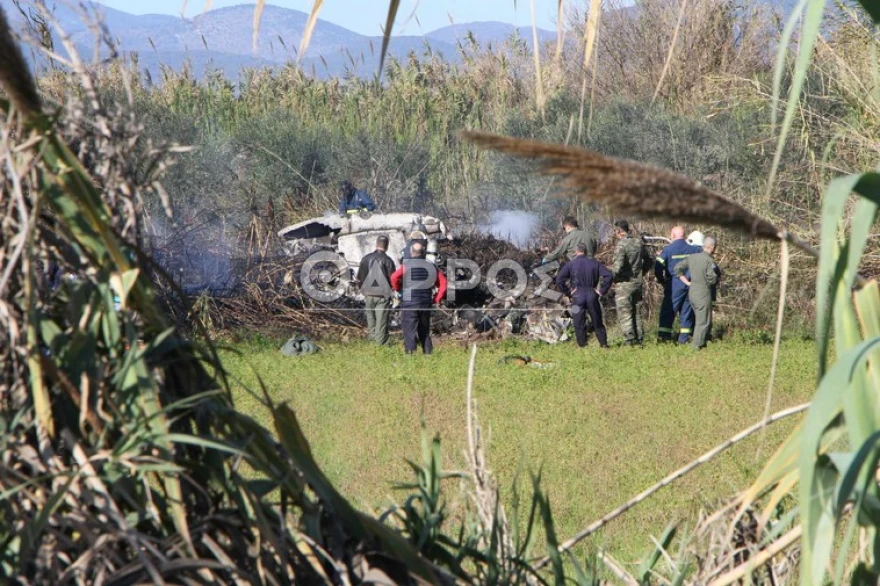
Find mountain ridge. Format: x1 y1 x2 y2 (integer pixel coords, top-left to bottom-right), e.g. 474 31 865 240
2 1 556 79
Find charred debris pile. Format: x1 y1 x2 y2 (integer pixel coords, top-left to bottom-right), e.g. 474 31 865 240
157 232 579 342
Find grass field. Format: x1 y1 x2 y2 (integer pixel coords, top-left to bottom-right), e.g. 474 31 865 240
220 334 816 559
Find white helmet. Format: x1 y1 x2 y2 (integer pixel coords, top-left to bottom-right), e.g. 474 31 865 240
687 230 705 247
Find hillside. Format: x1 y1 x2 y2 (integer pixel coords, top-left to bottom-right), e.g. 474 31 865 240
1 1 556 79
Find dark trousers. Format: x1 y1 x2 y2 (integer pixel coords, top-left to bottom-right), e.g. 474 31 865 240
658 285 695 343
571 294 607 347
402 303 433 354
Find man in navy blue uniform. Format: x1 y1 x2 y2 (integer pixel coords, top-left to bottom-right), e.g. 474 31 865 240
338 179 377 216
556 243 613 348
654 226 702 343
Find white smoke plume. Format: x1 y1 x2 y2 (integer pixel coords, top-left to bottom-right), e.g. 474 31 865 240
481 210 539 248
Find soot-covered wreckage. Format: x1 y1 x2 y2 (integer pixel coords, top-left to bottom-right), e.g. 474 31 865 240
277 212 575 344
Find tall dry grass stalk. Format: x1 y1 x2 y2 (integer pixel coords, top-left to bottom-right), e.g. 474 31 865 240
0 7 40 118
460 130 785 240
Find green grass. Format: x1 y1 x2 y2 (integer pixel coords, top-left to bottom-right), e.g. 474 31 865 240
220 335 815 559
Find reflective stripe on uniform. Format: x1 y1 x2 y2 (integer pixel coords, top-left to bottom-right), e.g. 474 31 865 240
656 257 666 264
657 327 674 333
679 328 692 334
671 254 690 259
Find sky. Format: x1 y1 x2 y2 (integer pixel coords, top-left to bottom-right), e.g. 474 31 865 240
96 1 562 35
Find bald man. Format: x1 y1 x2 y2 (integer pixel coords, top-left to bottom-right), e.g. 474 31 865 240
654 226 702 343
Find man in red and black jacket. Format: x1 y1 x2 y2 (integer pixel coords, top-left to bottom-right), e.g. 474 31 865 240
390 241 447 355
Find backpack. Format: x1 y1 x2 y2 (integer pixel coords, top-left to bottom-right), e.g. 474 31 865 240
280 335 320 357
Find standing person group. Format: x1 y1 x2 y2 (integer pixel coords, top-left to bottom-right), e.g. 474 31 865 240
354 219 720 353
655 226 721 348
556 218 721 350
555 218 653 348
356 236 447 354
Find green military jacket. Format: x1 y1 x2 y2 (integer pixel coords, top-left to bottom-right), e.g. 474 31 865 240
543 228 596 263
611 235 651 286
673 251 718 292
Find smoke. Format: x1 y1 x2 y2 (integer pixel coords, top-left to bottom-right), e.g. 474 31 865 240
481 210 539 248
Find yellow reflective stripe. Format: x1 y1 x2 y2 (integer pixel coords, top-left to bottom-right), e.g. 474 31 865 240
657 327 674 333
679 328 692 334
656 257 666 264
671 254 690 259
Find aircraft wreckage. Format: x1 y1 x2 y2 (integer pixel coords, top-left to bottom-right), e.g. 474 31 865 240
278 212 451 268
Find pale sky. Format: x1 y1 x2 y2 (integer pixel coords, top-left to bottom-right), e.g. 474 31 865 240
96 1 562 36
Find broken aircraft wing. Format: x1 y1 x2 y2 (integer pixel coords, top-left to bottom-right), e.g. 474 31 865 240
278 213 450 243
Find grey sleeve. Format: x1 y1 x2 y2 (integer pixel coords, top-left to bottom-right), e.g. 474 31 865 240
673 257 690 277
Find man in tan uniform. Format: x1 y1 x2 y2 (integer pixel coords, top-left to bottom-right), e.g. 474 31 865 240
543 216 596 263
674 236 719 350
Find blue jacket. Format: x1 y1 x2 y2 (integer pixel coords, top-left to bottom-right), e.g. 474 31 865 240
339 189 377 215
556 256 612 303
655 239 701 290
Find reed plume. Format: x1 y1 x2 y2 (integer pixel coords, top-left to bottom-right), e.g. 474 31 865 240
460 130 782 241
0 6 41 119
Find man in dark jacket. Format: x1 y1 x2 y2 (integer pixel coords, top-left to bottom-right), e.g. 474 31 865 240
338 179 377 216
357 235 397 345
390 242 448 354
557 243 613 348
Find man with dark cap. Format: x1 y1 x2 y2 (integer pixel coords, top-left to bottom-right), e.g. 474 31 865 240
611 219 653 345
338 180 377 216
357 235 397 345
556 243 612 348
390 241 448 354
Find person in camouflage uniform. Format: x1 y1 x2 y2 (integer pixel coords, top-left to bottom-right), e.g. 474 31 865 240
674 236 719 350
610 219 652 345
542 216 596 264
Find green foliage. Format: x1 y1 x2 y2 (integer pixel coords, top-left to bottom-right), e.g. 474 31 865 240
738 2 880 585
